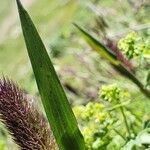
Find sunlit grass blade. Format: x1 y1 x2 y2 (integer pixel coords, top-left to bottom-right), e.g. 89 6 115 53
73 23 119 65
16 0 85 149
74 23 150 99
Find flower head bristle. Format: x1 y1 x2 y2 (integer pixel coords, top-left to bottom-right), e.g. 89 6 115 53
0 78 57 150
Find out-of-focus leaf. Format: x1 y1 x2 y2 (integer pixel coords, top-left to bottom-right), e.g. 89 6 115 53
73 23 119 65
123 128 150 150
16 0 85 150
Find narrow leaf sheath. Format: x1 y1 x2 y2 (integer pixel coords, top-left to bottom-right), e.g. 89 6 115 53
16 0 85 149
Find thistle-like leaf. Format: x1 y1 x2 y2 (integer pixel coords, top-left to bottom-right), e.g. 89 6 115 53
0 78 57 150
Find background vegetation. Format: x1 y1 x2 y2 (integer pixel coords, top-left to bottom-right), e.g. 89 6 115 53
0 0 150 149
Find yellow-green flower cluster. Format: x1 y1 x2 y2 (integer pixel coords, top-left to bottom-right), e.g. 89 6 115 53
118 31 146 59
99 84 121 102
73 102 106 123
99 84 129 103
73 102 113 149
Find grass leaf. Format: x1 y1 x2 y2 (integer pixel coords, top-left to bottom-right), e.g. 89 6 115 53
16 0 85 149
73 23 119 65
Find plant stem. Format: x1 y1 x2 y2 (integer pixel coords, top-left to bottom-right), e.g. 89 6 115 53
120 106 131 139
113 129 126 141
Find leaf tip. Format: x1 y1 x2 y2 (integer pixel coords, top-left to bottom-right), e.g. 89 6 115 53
72 22 77 27
16 0 25 12
73 23 81 31
16 0 21 7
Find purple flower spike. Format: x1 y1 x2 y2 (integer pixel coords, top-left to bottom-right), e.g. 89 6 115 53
0 78 57 150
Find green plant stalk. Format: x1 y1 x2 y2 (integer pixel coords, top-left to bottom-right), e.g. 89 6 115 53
113 129 126 141
16 0 85 149
109 100 131 139
108 112 126 140
120 106 131 139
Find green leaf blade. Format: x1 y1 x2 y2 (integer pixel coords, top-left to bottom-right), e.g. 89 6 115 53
16 0 85 149
74 23 119 65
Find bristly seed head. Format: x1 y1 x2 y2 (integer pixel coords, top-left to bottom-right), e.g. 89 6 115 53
0 78 57 150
